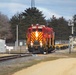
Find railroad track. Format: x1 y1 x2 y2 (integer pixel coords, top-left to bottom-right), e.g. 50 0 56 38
0 53 32 61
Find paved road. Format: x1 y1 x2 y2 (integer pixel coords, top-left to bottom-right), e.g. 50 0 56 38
12 58 76 75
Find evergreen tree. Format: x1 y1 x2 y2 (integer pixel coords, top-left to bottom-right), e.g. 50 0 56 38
22 7 46 26
10 13 20 40
10 7 46 40
48 15 71 40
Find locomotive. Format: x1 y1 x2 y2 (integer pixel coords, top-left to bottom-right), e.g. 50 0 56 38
26 24 55 54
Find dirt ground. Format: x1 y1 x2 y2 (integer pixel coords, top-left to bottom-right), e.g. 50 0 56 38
12 58 76 75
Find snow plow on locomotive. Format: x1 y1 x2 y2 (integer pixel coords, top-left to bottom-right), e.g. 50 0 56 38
26 24 55 54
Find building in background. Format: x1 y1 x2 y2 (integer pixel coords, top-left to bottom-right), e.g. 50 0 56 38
0 39 6 53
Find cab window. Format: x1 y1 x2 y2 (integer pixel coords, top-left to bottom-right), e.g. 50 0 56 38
38 29 42 32
32 29 36 32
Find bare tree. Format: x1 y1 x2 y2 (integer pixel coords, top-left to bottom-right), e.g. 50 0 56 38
0 12 12 39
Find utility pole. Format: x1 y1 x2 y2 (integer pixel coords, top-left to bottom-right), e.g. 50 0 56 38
31 0 35 8
16 25 18 48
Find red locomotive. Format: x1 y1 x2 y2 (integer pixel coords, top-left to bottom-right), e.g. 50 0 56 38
26 24 55 54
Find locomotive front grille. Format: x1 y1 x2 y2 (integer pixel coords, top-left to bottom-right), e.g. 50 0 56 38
34 40 39 45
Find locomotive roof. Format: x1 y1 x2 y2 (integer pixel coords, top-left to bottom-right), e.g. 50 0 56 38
31 25 45 28
28 24 54 32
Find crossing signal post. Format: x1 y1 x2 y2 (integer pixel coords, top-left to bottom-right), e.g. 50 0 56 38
68 19 74 53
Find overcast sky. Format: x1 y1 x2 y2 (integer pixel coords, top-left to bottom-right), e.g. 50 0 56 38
0 0 76 20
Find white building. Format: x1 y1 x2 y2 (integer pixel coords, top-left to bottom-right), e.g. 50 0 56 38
0 39 6 53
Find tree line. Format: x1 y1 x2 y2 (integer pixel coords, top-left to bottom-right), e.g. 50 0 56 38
0 7 76 42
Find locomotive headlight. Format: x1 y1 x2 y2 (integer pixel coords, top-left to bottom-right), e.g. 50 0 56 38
30 41 33 46
35 31 38 37
40 41 43 47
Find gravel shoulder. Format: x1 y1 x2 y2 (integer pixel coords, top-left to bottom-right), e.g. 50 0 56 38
12 58 76 75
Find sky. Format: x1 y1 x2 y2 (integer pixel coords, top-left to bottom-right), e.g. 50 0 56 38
0 0 76 20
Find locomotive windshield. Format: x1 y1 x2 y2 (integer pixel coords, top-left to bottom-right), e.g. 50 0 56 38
32 29 42 32
32 29 36 32
38 29 42 32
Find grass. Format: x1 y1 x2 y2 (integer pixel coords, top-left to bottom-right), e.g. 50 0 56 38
65 52 76 57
